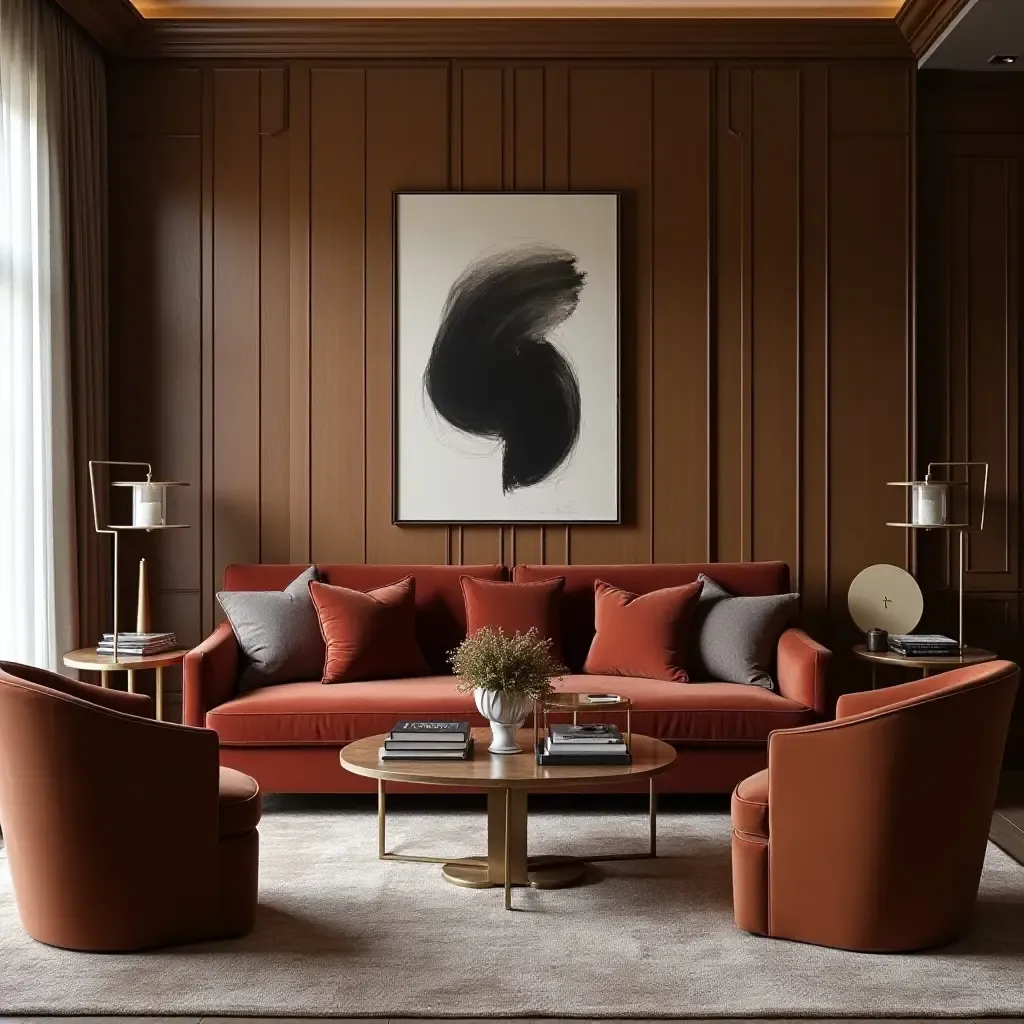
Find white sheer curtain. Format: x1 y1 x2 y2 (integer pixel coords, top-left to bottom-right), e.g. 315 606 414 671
0 0 77 669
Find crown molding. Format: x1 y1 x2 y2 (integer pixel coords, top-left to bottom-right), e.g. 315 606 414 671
895 0 972 56
53 0 145 52
126 16 912 58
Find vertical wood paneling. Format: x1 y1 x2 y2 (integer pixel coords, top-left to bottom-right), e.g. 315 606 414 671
288 65 312 566
364 67 450 564
310 68 367 563
652 67 711 564
751 70 801 573
828 72 912 636
715 66 752 563
567 67 653 565
111 67 204 646
259 69 292 565
799 64 831 627
212 70 262 594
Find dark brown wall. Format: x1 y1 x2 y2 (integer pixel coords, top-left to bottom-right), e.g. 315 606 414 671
918 72 1024 761
109 56 914 718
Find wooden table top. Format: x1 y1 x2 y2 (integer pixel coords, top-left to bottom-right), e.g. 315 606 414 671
851 644 997 670
340 728 676 790
63 647 190 671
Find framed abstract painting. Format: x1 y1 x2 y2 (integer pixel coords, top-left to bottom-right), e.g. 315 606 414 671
393 191 621 524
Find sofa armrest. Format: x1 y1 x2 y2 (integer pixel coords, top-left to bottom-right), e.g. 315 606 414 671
776 628 831 716
183 622 239 727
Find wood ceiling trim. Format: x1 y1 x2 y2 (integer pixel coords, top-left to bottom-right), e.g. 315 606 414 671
895 0 973 56
130 16 912 57
54 0 144 52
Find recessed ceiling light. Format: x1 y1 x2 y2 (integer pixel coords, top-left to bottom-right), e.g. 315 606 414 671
989 54 1019 65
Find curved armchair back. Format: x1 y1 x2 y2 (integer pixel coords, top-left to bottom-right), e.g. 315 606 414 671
0 662 222 951
766 660 1019 951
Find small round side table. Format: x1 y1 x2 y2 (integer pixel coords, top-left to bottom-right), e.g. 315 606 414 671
62 648 189 722
852 643 997 690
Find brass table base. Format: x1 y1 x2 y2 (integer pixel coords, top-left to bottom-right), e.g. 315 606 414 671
442 855 585 890
377 777 657 910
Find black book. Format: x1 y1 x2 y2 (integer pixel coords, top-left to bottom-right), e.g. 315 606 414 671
389 720 471 741
549 723 623 744
535 742 630 766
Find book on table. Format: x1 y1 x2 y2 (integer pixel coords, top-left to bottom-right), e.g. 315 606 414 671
380 720 473 760
548 724 623 745
96 632 178 655
888 634 959 656
537 722 630 764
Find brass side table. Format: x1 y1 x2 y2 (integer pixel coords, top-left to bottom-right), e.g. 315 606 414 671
62 647 188 722
534 690 633 748
851 643 997 689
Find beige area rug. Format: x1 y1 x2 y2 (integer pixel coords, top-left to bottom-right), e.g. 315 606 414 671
2 795 1024 1017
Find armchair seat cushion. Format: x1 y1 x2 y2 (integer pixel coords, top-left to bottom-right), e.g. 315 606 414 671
731 768 769 838
206 675 815 747
218 767 262 837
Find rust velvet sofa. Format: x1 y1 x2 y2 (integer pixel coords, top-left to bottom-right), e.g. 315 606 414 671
731 660 1020 952
0 661 261 952
184 561 830 795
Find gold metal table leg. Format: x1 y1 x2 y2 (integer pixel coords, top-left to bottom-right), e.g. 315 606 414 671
127 669 135 694
378 779 385 859
504 788 512 910
155 666 164 721
649 778 657 857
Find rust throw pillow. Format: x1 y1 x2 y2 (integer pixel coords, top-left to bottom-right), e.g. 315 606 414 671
461 575 565 663
583 579 704 682
309 576 430 683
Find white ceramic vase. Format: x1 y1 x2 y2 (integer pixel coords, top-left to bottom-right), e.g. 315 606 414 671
474 688 531 754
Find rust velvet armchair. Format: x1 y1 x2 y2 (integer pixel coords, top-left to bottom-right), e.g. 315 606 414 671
0 662 261 951
731 660 1019 952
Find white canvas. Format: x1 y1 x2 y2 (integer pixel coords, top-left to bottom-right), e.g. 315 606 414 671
395 192 619 523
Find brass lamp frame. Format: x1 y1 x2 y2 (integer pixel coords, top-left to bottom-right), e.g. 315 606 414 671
87 461 188 662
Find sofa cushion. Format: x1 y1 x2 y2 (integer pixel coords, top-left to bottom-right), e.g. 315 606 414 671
217 565 324 692
223 563 508 673
583 580 703 682
218 766 262 837
731 768 769 838
461 575 565 664
514 563 790 673
207 673 814 747
310 577 430 683
691 574 799 690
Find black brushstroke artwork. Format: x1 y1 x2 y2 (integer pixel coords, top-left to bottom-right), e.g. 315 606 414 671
423 246 585 494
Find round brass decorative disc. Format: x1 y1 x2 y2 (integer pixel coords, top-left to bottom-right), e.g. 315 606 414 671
442 856 585 890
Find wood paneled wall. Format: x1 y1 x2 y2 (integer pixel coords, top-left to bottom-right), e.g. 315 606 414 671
109 56 914 716
918 73 1024 762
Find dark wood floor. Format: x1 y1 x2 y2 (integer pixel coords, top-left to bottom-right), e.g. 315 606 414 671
992 770 1024 865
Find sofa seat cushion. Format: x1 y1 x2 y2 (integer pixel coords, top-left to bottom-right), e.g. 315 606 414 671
207 674 814 747
731 768 769 838
219 767 262 837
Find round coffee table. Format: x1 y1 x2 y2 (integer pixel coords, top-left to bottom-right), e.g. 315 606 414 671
340 728 676 909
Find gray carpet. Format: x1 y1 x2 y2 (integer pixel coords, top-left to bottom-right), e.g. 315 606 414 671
1 797 1024 1017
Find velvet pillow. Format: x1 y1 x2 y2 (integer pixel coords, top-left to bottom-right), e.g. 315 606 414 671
309 576 431 684
461 575 566 663
689 573 799 690
217 565 324 692
583 579 704 682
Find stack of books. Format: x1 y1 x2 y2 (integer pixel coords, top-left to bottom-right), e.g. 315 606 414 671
536 723 631 766
888 633 960 657
96 632 178 656
379 720 473 761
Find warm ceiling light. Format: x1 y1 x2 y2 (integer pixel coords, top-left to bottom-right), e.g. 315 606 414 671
989 54 1019 65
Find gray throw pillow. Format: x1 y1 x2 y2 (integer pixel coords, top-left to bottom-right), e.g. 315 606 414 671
217 565 324 691
689 574 799 690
